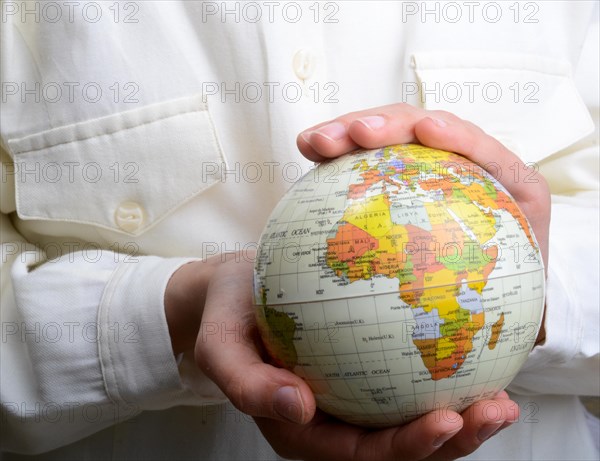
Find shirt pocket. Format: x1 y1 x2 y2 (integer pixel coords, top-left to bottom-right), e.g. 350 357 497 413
7 95 226 236
411 51 594 163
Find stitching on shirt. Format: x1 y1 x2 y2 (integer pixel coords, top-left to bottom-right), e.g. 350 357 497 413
416 66 571 77
16 175 222 234
14 107 227 233
97 262 128 406
11 109 204 156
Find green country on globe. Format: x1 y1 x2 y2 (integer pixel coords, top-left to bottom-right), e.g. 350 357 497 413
254 144 545 427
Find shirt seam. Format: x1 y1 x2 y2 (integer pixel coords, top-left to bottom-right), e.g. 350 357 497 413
97 261 130 407
10 110 204 157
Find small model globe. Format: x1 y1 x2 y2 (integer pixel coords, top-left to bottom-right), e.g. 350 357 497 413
254 144 544 427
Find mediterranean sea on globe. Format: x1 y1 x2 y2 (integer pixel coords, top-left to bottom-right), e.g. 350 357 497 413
254 144 545 427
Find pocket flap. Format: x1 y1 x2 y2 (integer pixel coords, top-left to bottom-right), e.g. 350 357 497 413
412 51 594 163
7 95 225 236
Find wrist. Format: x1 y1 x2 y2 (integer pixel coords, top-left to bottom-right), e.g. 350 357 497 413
164 259 215 355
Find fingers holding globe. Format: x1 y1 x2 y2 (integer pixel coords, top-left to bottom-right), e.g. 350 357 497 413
414 114 550 272
253 144 545 428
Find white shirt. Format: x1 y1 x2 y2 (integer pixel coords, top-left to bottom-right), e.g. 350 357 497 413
1 1 598 459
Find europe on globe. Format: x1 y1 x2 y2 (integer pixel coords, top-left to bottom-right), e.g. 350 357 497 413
254 144 545 427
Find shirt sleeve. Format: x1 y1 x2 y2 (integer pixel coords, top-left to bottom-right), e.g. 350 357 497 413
510 5 600 395
508 10 600 395
0 12 228 454
508 195 600 396
1 211 226 454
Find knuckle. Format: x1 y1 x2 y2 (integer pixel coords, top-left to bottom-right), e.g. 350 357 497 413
536 172 550 193
338 102 422 126
224 374 255 414
391 101 412 112
336 111 362 124
430 109 459 123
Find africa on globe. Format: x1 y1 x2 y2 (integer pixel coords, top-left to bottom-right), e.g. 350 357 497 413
254 144 545 427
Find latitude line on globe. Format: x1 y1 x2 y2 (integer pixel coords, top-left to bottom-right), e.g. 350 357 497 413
296 345 533 365
263 269 544 306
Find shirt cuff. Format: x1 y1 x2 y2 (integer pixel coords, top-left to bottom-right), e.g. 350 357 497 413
98 256 198 410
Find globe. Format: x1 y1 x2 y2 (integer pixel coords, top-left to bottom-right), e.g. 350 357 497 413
254 144 545 427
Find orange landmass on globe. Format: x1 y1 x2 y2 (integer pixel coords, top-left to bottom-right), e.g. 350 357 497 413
488 312 505 350
326 145 527 380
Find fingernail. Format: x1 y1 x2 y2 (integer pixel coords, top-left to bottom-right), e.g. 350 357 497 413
477 421 505 442
506 403 520 423
274 386 304 424
430 117 447 128
313 122 346 142
356 115 386 131
433 427 462 448
300 131 312 144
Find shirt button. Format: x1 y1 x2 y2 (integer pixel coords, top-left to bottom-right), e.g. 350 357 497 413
293 49 317 80
115 201 144 233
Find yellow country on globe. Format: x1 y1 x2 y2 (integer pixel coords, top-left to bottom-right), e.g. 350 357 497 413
254 144 545 427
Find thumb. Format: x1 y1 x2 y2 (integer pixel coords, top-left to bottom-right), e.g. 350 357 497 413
200 339 316 424
194 259 316 424
413 114 550 271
